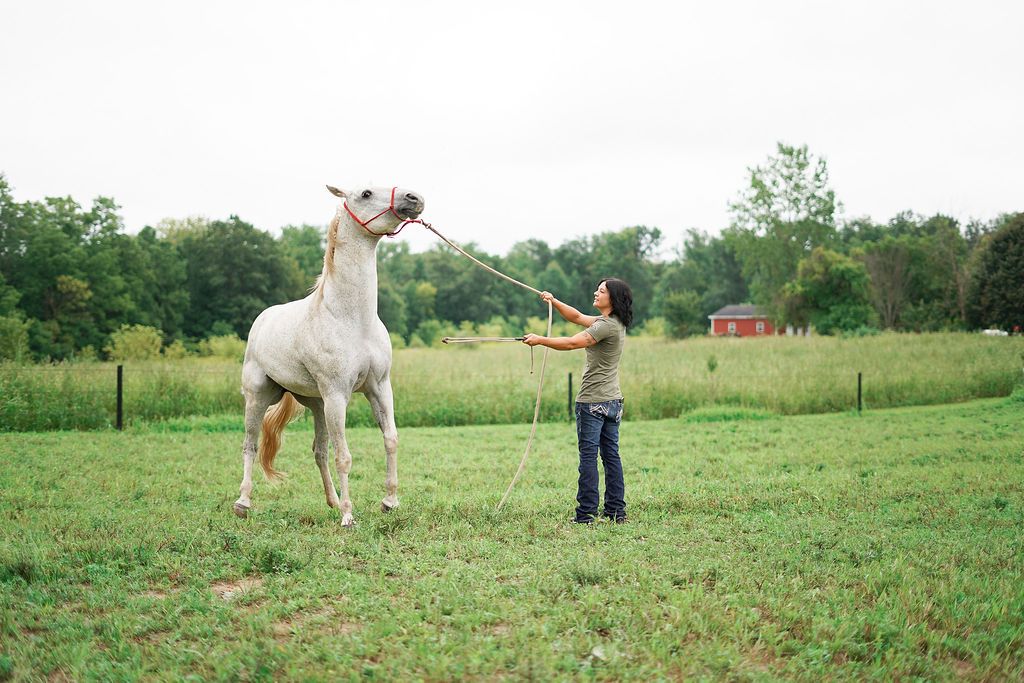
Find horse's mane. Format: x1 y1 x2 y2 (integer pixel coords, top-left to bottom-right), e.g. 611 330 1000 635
312 210 341 301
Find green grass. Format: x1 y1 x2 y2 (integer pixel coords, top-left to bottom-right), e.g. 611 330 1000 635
1 332 1023 432
1 397 1022 680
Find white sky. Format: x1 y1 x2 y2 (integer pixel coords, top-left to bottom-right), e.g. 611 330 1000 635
2 0 1021 255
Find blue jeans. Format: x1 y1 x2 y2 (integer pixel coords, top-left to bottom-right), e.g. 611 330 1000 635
574 399 625 522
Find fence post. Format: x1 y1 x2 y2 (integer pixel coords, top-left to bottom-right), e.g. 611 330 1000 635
857 371 862 414
568 372 573 420
117 364 124 430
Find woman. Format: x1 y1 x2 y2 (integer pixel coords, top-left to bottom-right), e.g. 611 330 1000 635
523 278 633 524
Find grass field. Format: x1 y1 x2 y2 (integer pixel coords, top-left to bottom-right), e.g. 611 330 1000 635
2 332 1022 431
1 395 1022 680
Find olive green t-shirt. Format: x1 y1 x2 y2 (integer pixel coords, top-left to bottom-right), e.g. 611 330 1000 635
576 315 625 403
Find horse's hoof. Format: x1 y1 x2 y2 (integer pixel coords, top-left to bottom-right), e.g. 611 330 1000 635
232 503 250 518
341 513 356 528
381 499 399 513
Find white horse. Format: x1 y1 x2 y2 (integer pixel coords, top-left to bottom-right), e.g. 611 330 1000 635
232 184 425 527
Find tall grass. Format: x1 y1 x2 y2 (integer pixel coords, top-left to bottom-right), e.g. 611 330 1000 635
1 333 1021 431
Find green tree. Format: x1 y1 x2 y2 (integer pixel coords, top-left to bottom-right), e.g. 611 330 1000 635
419 243 515 326
403 280 437 339
179 216 306 339
0 272 29 361
967 213 1024 330
725 143 839 322
787 248 875 334
662 290 705 338
859 236 912 329
155 216 209 245
377 279 408 339
894 214 970 331
587 226 662 324
505 239 552 284
548 226 662 325
0 185 91 358
655 230 748 320
536 260 572 299
279 224 326 285
130 227 190 341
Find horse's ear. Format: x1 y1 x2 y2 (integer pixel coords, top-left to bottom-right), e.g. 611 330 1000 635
326 185 347 198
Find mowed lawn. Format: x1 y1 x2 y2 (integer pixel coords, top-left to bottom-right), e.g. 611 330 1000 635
1 397 1023 681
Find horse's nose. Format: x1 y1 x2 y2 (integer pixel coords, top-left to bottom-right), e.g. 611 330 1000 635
404 193 421 204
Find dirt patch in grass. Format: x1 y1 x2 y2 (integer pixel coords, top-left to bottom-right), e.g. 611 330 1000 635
210 577 263 601
19 623 46 639
745 644 783 671
135 629 171 645
487 623 512 637
271 606 361 642
951 659 975 677
272 621 294 641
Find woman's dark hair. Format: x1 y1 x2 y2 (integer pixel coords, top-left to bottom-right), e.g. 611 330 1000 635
601 278 633 328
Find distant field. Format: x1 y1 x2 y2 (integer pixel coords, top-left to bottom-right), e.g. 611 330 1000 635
1 332 1022 431
1 396 1022 679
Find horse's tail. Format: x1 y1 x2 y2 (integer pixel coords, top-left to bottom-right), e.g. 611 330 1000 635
259 392 304 481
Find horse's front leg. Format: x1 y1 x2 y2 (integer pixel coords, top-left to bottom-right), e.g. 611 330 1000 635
323 394 356 527
366 378 399 513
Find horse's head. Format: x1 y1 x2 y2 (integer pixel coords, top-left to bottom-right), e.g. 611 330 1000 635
326 185 425 235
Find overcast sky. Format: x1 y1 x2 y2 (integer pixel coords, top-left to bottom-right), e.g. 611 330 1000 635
3 1 1021 255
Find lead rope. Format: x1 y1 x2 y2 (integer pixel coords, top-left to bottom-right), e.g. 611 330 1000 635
408 219 552 511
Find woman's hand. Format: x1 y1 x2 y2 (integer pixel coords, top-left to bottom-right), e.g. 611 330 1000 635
522 334 544 347
539 291 555 304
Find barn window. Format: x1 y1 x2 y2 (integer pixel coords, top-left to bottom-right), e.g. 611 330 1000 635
728 322 736 333
756 321 765 334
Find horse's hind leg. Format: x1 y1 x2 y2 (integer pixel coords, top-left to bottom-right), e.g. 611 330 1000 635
323 394 356 527
295 396 339 511
233 369 283 518
366 379 399 513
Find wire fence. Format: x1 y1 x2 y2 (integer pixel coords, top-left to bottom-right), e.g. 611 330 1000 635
2 360 1021 432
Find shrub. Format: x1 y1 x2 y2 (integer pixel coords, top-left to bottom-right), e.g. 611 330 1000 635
525 316 575 337
74 345 99 362
105 325 163 361
477 316 510 338
414 319 458 348
635 316 668 338
199 334 246 360
163 339 190 359
414 319 443 347
0 315 30 361
841 325 881 338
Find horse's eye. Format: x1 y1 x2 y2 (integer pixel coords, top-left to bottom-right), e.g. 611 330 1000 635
361 190 372 199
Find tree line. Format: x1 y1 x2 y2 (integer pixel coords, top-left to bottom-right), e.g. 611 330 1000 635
1 144 1020 362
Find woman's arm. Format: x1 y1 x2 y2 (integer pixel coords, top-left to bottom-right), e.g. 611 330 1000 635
540 291 599 328
522 331 598 351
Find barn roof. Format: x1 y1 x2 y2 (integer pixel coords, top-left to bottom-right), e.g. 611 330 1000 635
708 304 769 318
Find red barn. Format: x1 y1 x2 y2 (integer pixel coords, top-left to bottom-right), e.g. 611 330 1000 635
708 305 776 336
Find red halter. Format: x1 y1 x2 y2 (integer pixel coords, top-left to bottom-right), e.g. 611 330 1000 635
343 187 413 238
